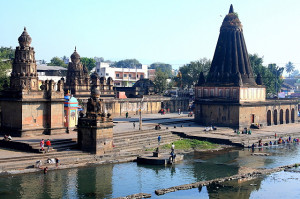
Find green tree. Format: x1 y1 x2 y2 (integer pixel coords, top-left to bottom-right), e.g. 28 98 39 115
48 57 67 68
81 57 96 72
268 63 284 95
0 47 15 59
291 69 300 78
0 61 11 90
111 59 141 68
249 54 283 96
154 68 168 94
174 58 211 88
0 47 14 90
285 61 295 77
149 62 172 78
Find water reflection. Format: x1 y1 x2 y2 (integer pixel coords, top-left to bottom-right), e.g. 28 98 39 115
1 144 300 199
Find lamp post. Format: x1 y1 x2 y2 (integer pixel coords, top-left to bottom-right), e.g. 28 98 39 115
139 96 144 130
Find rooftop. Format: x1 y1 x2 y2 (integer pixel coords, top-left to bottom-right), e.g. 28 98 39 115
37 64 67 71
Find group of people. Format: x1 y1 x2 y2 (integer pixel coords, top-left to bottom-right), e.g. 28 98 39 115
277 136 299 144
251 135 300 148
41 157 60 174
40 139 52 153
157 135 176 163
3 134 12 141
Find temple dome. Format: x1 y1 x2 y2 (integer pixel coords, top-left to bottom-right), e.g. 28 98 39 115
18 27 32 48
71 47 80 64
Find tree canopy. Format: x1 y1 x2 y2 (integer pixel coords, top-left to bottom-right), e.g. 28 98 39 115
149 62 172 77
154 68 168 94
110 59 141 68
249 54 284 97
81 57 96 72
174 58 211 88
48 57 67 68
0 47 14 90
0 47 15 59
285 61 295 77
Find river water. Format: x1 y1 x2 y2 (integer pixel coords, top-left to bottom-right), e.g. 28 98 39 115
1 144 300 199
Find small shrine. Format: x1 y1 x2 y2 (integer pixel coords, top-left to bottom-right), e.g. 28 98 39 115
64 91 79 128
77 87 113 154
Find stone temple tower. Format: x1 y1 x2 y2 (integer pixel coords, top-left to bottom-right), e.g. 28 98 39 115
10 27 39 91
194 5 297 128
0 28 66 137
194 5 266 128
64 47 90 99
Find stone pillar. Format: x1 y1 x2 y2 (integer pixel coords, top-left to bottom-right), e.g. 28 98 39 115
77 116 113 155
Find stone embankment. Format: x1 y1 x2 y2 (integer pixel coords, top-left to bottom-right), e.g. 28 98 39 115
113 193 151 199
154 163 300 196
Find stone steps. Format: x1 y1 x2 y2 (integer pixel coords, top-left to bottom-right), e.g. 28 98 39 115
114 130 172 143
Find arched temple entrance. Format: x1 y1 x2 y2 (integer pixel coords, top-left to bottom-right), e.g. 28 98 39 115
274 109 278 125
291 108 295 123
267 110 271 126
280 109 283 124
286 109 290 124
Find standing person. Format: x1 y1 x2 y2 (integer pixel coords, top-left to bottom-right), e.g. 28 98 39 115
158 135 161 145
133 122 136 129
178 109 181 115
275 133 277 139
126 112 129 118
40 139 44 151
46 139 51 153
171 143 175 153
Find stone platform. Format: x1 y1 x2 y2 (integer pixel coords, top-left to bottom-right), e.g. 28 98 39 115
137 153 184 165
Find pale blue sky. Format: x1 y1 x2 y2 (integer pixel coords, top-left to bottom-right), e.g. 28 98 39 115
1 0 300 70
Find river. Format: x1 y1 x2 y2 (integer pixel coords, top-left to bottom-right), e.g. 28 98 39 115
1 144 300 199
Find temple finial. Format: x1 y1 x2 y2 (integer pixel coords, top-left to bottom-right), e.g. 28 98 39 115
229 4 234 14
24 27 26 31
75 46 77 52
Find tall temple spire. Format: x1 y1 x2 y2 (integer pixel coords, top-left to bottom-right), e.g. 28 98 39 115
205 5 257 86
229 4 234 13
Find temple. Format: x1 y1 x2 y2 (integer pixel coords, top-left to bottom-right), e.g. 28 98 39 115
194 5 298 128
64 47 90 99
0 28 66 136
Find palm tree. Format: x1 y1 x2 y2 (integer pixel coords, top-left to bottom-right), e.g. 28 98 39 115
285 61 295 78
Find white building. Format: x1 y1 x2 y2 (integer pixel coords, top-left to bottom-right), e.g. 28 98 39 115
95 62 148 87
37 64 67 82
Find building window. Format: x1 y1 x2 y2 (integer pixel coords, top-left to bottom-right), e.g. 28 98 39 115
116 74 119 78
233 89 237 98
97 69 100 72
219 89 223 97
124 74 127 77
204 89 208 97
129 74 132 78
210 89 214 97
106 73 109 76
226 89 230 97
140 75 144 79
